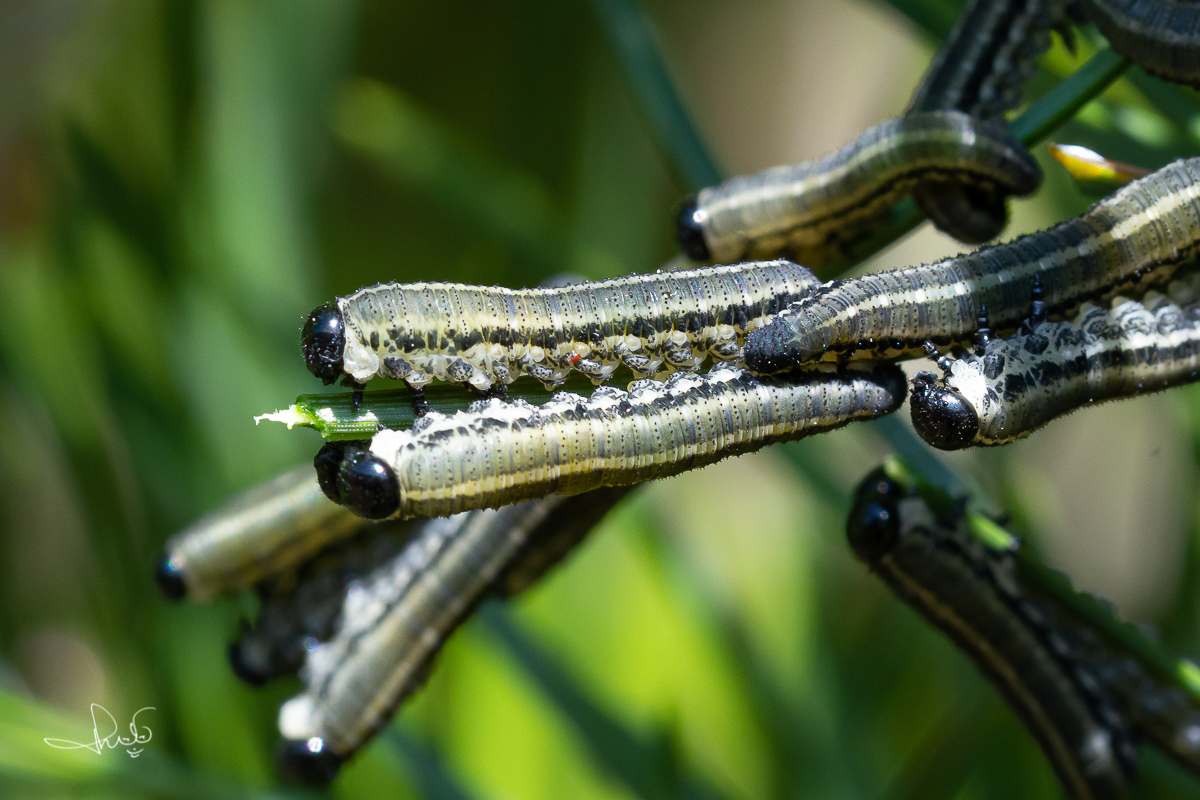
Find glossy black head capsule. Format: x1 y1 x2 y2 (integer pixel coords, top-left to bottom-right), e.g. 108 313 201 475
846 467 905 562
909 371 980 451
279 737 342 786
302 303 346 385
154 555 187 600
337 449 400 519
675 199 712 261
314 440 358 503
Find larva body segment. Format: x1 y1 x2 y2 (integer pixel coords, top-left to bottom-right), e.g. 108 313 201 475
304 260 819 391
908 0 1068 121
745 158 1200 373
675 111 1040 263
910 274 1200 448
848 470 1133 800
1083 0 1200 87
156 467 366 602
317 365 906 521
229 515 419 685
276 488 630 785
907 0 1066 243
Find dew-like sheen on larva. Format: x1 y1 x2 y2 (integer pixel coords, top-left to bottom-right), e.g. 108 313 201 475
318 364 906 521
301 260 820 392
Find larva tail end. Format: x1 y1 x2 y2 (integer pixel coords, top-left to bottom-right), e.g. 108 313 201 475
675 199 711 261
279 737 341 787
337 449 400 520
743 321 805 374
846 468 905 562
154 554 186 601
916 182 1007 244
302 303 346 385
228 641 269 687
909 372 979 450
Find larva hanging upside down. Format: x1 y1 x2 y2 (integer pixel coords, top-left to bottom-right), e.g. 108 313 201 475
301 259 819 394
744 157 1200 374
910 271 1200 449
847 468 1134 800
314 364 906 521
674 111 1041 264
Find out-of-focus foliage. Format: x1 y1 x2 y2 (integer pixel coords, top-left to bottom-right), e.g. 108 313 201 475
2 0 1200 799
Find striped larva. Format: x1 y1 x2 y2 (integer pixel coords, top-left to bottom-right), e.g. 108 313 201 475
156 467 368 602
847 468 1134 800
314 364 907 522
1082 0 1200 87
674 111 1040 264
227 516 419 685
906 0 1067 242
744 158 1200 374
301 259 819 393
909 271 1200 449
1059 626 1200 779
907 0 1069 122
275 488 630 785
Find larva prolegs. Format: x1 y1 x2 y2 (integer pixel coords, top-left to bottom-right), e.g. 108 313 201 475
848 468 1134 800
745 158 1200 373
316 365 907 521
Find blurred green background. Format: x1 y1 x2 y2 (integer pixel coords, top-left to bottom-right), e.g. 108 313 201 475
3 0 1200 797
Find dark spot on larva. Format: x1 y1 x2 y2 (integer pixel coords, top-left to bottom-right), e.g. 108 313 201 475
369 331 380 350
1004 372 1026 395
1023 334 1049 355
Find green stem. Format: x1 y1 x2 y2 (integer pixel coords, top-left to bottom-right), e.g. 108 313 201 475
588 0 722 192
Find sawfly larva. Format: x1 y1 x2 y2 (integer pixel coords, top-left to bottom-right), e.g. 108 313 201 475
228 516 419 685
156 467 367 602
906 0 1066 242
315 364 906 521
301 259 819 393
910 271 1200 449
674 111 1040 263
1083 0 1200 87
275 488 630 785
744 157 1200 374
848 468 1134 800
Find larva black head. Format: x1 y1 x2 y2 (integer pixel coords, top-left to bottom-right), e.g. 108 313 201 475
742 321 801 374
279 737 341 786
154 554 187 600
909 371 979 451
314 440 355 502
338 449 400 519
675 199 711 261
228 640 269 687
302 303 346 385
847 468 905 563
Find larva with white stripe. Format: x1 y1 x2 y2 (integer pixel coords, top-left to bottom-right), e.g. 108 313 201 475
313 364 907 521
156 467 368 602
906 0 1067 242
673 111 1041 264
848 468 1134 799
301 259 819 393
1082 0 1200 87
909 271 1200 449
275 488 630 785
744 158 1200 374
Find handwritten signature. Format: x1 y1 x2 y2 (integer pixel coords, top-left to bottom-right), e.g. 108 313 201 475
44 704 155 758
